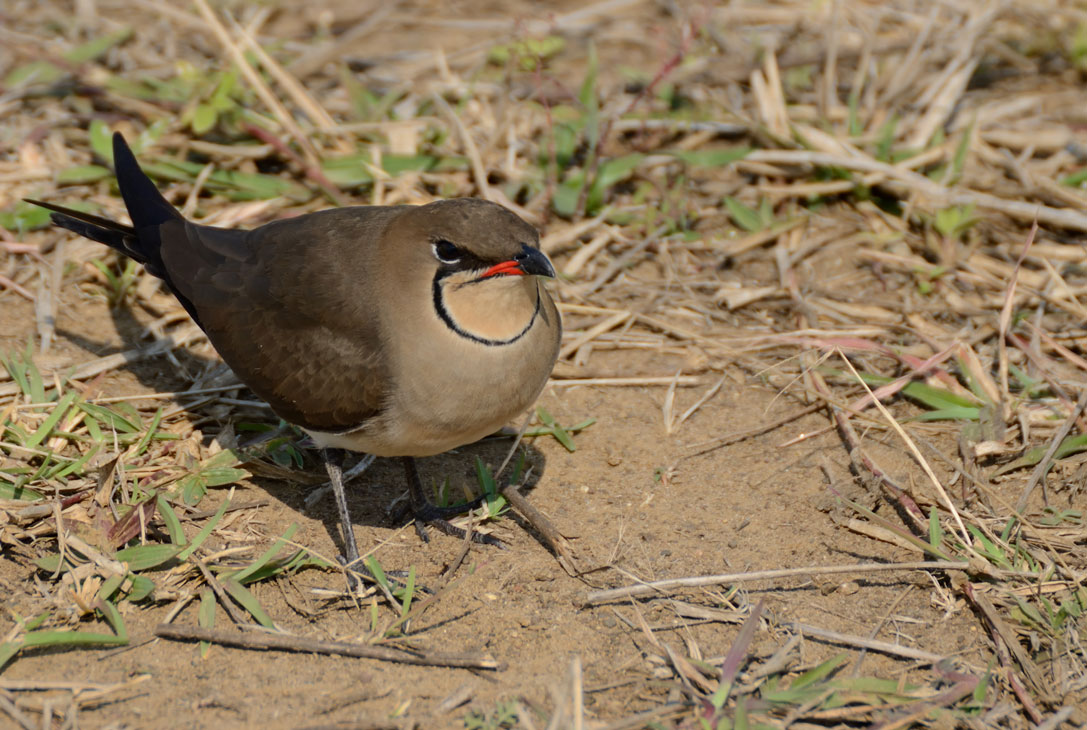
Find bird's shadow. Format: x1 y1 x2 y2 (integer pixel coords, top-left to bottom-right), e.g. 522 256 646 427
58 298 549 558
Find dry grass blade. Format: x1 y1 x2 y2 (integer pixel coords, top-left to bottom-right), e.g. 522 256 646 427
583 561 977 605
836 350 971 545
1015 389 1087 512
788 622 947 664
153 624 501 669
4 0 1087 725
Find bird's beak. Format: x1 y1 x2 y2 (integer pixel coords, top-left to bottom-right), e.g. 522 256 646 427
481 244 557 279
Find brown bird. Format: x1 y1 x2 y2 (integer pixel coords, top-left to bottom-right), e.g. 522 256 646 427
28 132 561 568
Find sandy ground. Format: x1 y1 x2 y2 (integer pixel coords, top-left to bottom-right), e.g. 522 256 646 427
2 1 1085 728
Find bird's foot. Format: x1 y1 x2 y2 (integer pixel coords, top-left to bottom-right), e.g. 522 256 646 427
398 456 505 547
389 496 504 546
410 502 505 547
337 554 421 596
337 554 363 592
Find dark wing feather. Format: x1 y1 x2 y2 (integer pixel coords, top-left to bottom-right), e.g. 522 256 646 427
31 133 395 432
158 208 402 432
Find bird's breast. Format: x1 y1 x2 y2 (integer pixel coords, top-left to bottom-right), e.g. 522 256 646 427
438 275 539 344
337 279 560 457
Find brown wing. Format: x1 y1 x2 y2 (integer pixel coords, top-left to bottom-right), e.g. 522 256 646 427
156 207 403 432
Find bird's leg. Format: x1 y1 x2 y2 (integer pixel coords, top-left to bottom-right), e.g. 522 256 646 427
400 456 501 546
322 448 361 569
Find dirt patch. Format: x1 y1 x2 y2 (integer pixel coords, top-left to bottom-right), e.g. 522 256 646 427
2 1 1086 729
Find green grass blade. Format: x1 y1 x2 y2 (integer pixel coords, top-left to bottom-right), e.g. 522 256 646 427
550 423 576 451
57 165 112 185
365 555 390 593
97 574 124 602
790 653 848 689
723 196 764 232
95 599 128 641
900 381 980 410
114 544 180 571
199 587 215 658
993 433 1087 476
21 629 127 649
928 507 944 553
156 495 187 546
0 641 23 672
230 523 298 584
0 482 43 500
24 391 78 448
222 579 275 628
78 402 140 433
176 496 230 561
474 457 497 497
132 408 164 457
126 575 155 602
52 444 100 479
64 27 132 63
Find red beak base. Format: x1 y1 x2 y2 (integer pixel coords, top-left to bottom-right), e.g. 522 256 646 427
480 259 526 278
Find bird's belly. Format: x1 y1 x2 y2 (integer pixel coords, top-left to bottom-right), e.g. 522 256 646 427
304 418 501 457
308 323 555 457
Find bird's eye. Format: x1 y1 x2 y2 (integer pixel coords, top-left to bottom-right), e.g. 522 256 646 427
432 240 461 264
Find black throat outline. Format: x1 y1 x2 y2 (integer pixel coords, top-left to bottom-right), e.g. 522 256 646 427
432 272 541 347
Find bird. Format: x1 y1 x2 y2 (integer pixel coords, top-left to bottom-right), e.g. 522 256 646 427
27 132 561 569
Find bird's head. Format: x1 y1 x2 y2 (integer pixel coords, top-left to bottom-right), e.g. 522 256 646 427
388 198 556 346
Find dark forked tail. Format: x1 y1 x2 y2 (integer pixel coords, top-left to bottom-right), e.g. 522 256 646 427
21 198 136 252
110 131 182 233
24 133 182 281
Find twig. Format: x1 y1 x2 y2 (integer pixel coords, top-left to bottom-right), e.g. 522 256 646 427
571 655 584 730
572 232 661 297
962 583 1048 721
746 149 1087 231
0 693 34 730
287 4 397 78
495 412 532 480
558 311 632 361
789 621 946 663
190 0 344 204
1015 389 1087 512
242 123 345 205
0 678 145 691
548 376 706 388
583 561 977 605
809 366 925 526
0 327 203 398
593 704 687 730
227 14 336 132
436 682 475 715
0 273 33 301
175 501 269 524
851 585 913 677
502 483 579 576
1034 707 1076 730
435 529 474 589
153 624 501 669
999 221 1037 420
86 384 243 404
430 91 534 221
684 402 825 457
540 208 613 255
194 559 249 626
837 350 972 546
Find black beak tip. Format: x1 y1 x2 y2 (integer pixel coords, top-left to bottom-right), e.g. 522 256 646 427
515 244 557 278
